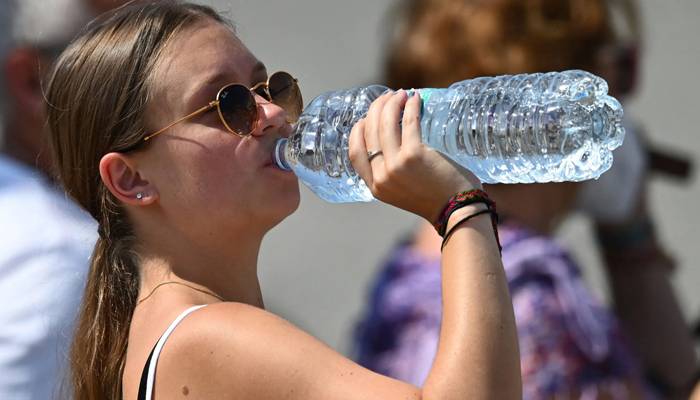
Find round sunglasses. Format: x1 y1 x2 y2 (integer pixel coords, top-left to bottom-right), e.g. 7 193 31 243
142 71 302 143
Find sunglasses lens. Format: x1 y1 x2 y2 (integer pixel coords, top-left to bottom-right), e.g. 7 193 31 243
268 72 303 122
218 84 257 135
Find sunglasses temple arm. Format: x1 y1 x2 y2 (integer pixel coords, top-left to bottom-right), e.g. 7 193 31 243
143 101 218 142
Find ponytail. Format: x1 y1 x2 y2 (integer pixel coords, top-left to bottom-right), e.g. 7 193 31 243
70 231 139 398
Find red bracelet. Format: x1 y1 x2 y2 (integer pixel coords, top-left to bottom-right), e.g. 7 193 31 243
434 189 501 253
433 189 494 237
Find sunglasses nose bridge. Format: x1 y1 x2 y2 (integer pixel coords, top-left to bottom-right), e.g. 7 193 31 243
250 82 272 101
251 98 292 137
252 89 271 104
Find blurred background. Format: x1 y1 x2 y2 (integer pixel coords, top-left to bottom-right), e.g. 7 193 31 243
196 0 700 355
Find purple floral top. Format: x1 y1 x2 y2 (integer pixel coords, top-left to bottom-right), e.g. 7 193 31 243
353 222 656 399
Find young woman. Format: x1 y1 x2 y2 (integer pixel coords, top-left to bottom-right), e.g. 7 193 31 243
45 2 520 399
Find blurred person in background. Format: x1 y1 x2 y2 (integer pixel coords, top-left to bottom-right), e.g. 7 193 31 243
353 0 697 398
0 0 126 398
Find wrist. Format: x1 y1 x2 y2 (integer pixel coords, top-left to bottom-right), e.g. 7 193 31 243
434 189 501 253
596 215 655 252
441 207 498 252
596 216 675 272
445 204 489 232
432 188 494 236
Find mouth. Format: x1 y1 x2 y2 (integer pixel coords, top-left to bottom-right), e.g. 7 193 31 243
262 134 290 169
262 149 287 171
262 156 275 168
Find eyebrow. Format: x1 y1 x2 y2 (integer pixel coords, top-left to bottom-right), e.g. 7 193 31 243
252 61 267 77
204 61 267 88
250 61 268 86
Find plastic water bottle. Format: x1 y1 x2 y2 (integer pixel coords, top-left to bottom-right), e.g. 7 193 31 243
274 70 624 203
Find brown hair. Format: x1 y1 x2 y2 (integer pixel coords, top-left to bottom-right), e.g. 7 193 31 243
45 2 229 398
384 0 637 89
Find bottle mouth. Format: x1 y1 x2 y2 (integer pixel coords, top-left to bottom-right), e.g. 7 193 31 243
273 138 291 171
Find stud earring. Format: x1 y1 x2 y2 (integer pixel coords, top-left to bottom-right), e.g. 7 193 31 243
136 192 144 200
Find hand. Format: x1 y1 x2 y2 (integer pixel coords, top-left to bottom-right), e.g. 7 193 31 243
348 90 481 221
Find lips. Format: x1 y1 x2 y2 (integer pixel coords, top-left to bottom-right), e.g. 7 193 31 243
262 134 287 168
260 144 283 170
262 155 274 168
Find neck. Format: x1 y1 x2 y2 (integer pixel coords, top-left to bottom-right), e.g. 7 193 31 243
138 228 266 309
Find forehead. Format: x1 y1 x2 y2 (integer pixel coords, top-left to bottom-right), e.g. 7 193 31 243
153 20 261 97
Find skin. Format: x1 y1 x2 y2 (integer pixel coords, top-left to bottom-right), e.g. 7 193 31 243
107 20 521 399
413 182 581 258
598 194 698 398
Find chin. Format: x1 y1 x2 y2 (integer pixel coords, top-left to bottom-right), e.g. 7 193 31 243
279 183 301 216
263 182 301 228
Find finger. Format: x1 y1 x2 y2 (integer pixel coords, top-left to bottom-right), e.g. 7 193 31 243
348 118 373 188
364 91 393 157
379 90 407 163
402 91 423 150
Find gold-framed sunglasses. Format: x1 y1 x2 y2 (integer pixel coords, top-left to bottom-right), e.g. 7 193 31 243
142 71 302 143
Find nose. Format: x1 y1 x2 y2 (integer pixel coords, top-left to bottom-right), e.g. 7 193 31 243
251 94 288 137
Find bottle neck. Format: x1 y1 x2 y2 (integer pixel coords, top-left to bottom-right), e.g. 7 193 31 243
273 138 291 171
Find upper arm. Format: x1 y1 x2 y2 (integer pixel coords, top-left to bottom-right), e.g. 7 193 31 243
155 303 421 400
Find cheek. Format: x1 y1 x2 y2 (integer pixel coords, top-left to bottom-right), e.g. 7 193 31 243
153 139 247 209
152 136 298 228
188 148 252 203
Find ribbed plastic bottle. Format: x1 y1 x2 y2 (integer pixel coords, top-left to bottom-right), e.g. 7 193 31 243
274 70 624 203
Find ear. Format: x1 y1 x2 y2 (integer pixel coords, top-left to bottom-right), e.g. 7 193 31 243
3 47 45 114
99 152 159 206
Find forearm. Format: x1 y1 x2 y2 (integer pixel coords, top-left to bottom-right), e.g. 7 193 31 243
608 261 696 389
422 209 521 400
600 223 697 395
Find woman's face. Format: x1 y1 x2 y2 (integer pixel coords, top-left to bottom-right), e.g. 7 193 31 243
137 20 300 240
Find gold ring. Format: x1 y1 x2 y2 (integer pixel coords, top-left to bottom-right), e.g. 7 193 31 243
367 150 383 161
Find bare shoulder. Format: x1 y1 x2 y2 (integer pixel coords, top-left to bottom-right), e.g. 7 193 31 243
152 302 419 400
150 302 302 399
180 301 298 340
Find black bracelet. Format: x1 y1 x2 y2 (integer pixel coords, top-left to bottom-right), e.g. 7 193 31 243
433 189 494 237
440 209 498 251
596 216 655 251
